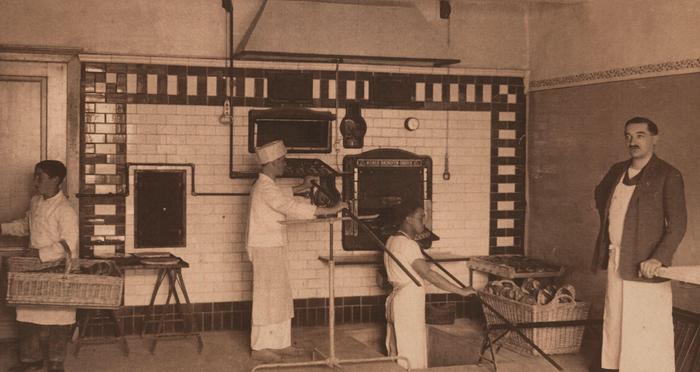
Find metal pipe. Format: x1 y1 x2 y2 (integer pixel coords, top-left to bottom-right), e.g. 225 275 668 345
76 162 250 198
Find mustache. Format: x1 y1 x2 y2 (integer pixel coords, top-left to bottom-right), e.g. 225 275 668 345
629 146 640 149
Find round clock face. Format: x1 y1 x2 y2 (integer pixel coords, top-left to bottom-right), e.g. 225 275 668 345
404 117 420 131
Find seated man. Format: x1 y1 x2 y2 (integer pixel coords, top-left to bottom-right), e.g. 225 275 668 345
0 160 78 372
384 201 475 369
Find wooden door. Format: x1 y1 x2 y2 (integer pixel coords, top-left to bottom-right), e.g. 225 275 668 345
0 76 46 341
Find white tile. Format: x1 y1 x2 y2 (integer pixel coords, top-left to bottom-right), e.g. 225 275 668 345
432 83 442 102
466 84 475 102
167 75 178 95
497 219 515 229
500 84 509 95
207 76 218 96
245 77 255 97
263 78 267 98
364 81 369 100
126 74 137 94
94 225 116 236
94 245 116 257
95 164 117 174
508 94 517 104
498 165 516 175
497 236 514 247
94 204 116 215
499 112 516 122
498 147 516 157
328 80 336 99
499 129 517 139
187 75 198 96
95 144 117 154
311 79 320 99
106 73 116 84
346 80 356 100
95 185 116 194
450 83 459 102
497 201 515 211
482 84 492 103
498 183 516 193
147 74 157 95
415 82 425 102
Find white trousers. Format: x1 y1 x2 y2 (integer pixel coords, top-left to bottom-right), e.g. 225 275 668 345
251 319 291 351
602 246 675 371
386 284 427 369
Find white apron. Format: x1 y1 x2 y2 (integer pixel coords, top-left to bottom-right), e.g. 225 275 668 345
386 283 427 370
384 234 428 369
602 170 675 371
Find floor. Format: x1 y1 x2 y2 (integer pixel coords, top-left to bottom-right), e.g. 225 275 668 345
0 321 599 372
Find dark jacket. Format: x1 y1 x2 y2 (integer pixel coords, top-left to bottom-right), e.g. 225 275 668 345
593 155 687 282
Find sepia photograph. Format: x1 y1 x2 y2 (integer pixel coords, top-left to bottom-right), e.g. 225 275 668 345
0 1 698 371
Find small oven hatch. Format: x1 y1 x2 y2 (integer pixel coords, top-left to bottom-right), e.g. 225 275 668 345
342 149 433 251
248 107 334 154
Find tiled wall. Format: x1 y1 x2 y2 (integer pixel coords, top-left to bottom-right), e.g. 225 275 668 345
79 59 525 324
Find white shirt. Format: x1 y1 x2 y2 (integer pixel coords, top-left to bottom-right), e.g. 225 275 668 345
1 192 79 325
384 234 425 287
245 174 317 249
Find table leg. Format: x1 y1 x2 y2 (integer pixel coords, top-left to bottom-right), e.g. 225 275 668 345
73 309 93 357
175 268 203 353
141 269 167 337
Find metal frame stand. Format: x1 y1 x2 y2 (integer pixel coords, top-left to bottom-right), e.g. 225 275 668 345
252 217 411 372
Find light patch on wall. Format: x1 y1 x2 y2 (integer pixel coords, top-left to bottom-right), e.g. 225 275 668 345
95 185 117 194
95 144 117 154
415 82 425 101
498 165 516 175
95 204 116 215
497 236 514 247
127 74 137 94
147 74 157 95
508 94 517 104
500 84 509 95
498 183 516 193
346 80 356 100
328 80 336 99
95 164 117 174
466 84 475 102
498 147 516 157
106 73 116 84
313 79 320 99
499 112 516 122
450 83 459 102
497 201 515 211
94 225 116 236
482 84 491 103
167 75 178 96
497 219 515 229
432 83 442 102
207 76 218 96
499 129 516 139
244 78 254 97
187 76 198 96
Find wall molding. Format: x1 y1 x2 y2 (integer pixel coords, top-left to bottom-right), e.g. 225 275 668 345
530 58 700 91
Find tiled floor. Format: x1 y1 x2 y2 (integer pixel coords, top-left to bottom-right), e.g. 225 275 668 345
0 322 597 372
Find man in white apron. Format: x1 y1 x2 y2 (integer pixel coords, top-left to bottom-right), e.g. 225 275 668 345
1 160 78 372
593 117 686 372
384 201 475 369
246 140 346 363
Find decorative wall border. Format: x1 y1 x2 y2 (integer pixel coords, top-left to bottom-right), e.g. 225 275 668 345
79 61 526 256
530 58 700 91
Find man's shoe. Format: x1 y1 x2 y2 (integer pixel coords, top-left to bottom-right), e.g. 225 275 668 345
272 345 306 357
7 360 43 372
251 349 283 363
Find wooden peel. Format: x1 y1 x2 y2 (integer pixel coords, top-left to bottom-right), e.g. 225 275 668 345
656 266 700 285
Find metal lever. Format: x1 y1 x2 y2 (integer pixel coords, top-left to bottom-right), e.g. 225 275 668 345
310 180 422 287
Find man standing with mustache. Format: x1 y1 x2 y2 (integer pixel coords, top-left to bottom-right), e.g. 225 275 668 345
593 117 686 372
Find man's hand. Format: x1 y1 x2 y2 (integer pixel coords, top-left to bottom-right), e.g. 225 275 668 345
639 258 663 279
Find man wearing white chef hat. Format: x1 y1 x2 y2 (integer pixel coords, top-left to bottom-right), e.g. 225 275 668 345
246 140 346 363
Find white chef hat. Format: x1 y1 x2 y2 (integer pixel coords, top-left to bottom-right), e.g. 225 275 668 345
255 140 287 164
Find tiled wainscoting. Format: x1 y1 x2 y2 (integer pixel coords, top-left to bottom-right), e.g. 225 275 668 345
80 294 480 337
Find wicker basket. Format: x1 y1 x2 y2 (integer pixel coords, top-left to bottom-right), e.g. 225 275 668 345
479 290 590 355
6 256 123 309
